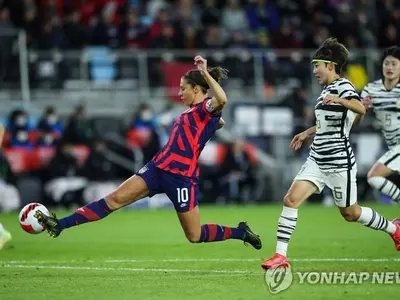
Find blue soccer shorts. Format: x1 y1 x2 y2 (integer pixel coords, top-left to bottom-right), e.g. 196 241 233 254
135 161 199 212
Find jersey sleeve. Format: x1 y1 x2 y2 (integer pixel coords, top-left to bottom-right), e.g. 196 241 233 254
338 82 361 101
360 84 370 99
199 98 221 116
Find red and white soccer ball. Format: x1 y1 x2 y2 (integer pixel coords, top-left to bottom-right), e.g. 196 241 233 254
19 203 49 234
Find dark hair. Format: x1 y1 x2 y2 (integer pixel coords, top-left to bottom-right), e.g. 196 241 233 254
312 37 349 75
382 46 400 62
183 67 229 93
45 106 55 115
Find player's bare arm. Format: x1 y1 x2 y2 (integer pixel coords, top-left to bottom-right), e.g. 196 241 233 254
194 56 228 111
354 96 371 125
290 126 316 151
323 95 366 115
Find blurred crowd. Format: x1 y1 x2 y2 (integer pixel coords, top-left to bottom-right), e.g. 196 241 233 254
0 0 399 51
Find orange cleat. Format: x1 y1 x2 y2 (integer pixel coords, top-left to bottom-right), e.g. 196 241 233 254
261 253 289 270
391 218 400 251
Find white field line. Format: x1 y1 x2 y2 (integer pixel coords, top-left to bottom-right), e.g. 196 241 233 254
2 258 400 264
2 264 261 275
104 258 400 263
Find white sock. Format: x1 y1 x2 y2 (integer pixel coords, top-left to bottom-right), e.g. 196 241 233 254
0 223 4 234
368 176 400 202
357 206 396 234
276 206 298 256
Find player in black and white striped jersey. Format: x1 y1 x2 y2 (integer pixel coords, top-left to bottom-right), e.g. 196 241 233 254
360 47 400 203
309 76 359 172
261 38 400 271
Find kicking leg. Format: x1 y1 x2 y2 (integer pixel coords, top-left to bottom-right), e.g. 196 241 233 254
262 179 319 270
176 206 262 249
36 174 150 237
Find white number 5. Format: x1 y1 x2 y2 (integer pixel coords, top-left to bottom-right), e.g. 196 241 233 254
177 188 189 203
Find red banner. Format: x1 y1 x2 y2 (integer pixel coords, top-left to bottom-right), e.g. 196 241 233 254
161 62 193 103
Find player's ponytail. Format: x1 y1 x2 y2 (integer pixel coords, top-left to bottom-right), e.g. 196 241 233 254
208 67 229 83
184 66 229 93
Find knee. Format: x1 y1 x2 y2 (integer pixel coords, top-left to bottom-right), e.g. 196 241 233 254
104 191 125 210
368 164 388 179
340 211 359 222
367 169 377 180
283 193 300 208
185 231 201 243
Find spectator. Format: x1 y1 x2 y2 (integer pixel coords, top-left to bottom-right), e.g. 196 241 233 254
63 105 93 145
142 129 161 164
73 0 98 26
221 0 249 36
303 26 330 49
378 23 400 48
150 23 177 49
22 0 40 46
44 141 87 206
271 20 302 49
10 129 33 149
0 8 15 82
91 8 121 48
246 0 280 33
38 15 67 49
201 0 220 27
147 8 170 42
64 10 89 49
120 9 148 49
198 25 225 49
181 26 198 50
7 109 30 132
37 129 58 147
219 138 258 204
37 106 63 137
82 138 119 204
132 103 156 130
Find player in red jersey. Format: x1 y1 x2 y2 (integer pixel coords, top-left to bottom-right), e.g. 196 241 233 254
35 56 262 250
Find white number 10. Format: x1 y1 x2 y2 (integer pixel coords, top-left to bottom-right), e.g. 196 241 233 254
177 188 189 203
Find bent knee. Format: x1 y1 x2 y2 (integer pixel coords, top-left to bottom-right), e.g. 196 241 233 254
367 170 378 179
368 164 391 179
340 211 359 222
105 191 126 210
185 231 201 243
283 193 301 208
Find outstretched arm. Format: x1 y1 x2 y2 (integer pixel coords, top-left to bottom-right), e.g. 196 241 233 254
290 126 316 151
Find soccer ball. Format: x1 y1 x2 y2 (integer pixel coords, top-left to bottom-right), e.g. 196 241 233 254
19 203 49 234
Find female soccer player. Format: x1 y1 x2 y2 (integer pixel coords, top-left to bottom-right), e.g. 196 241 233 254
35 56 262 250
0 123 12 250
360 47 400 202
261 38 400 270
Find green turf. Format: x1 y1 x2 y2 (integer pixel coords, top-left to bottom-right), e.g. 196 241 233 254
1 203 400 300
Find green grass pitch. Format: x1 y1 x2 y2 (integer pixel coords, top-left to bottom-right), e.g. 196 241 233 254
1 203 399 300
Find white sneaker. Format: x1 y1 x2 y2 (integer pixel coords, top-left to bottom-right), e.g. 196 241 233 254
0 231 12 250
